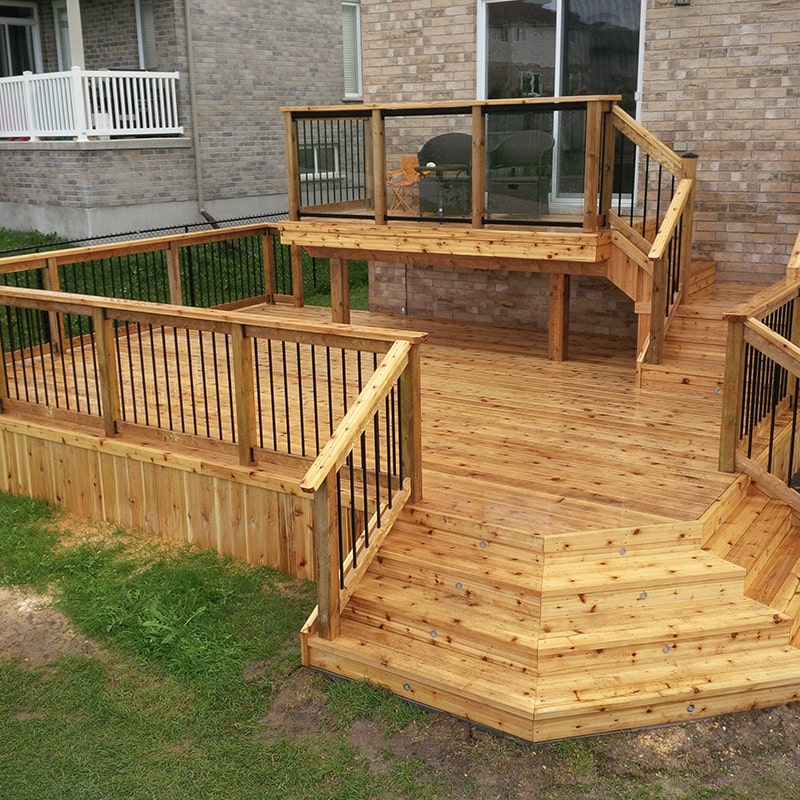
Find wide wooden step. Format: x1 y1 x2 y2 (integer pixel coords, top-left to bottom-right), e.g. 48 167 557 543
533 645 800 741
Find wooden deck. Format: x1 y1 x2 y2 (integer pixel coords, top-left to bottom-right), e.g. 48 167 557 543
289 285 800 742
5 282 800 741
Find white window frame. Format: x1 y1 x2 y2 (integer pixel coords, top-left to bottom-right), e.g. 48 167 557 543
342 0 362 99
135 0 157 70
51 0 69 70
0 0 42 75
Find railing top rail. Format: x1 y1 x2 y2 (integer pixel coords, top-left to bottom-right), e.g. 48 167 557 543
647 178 694 261
0 68 181 83
0 285 429 348
300 339 412 493
610 104 684 177
282 94 622 118
723 277 800 324
0 222 282 275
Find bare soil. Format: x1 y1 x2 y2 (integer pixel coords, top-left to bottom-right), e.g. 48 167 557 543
4 585 800 798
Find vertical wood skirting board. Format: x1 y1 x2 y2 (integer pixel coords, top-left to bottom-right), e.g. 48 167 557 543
0 420 315 579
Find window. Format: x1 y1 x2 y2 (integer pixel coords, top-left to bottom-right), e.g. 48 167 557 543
299 144 340 181
342 1 361 98
52 0 69 70
135 0 157 70
0 1 41 77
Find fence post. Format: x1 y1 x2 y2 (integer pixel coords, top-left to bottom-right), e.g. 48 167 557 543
70 66 89 141
313 473 341 641
231 323 256 466
719 314 746 472
399 343 423 502
647 255 667 365
93 308 121 437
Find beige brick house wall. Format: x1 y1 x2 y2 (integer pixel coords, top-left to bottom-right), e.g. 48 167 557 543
361 0 799 293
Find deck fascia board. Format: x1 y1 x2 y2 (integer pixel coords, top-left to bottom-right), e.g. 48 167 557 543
278 221 611 268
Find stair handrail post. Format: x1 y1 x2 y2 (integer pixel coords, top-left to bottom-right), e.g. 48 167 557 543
678 152 699 295
647 253 668 365
719 312 747 473
399 342 423 503
312 472 341 641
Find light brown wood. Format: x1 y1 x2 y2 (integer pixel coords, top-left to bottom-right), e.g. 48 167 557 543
548 273 569 361
329 257 350 324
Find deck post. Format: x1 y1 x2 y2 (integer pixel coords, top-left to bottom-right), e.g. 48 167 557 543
471 104 486 228
679 153 699 291
648 255 668 364
284 111 301 221
93 308 121 437
582 100 604 232
719 314 746 472
371 109 387 225
44 256 65 354
313 473 341 641
290 245 304 307
262 232 276 303
231 323 256 466
598 105 616 227
166 241 183 305
400 344 423 502
548 273 570 362
329 257 350 324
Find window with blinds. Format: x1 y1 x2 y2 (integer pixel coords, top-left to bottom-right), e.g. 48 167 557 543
342 1 361 98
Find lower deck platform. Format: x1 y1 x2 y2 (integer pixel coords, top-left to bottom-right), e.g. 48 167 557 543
296 289 800 741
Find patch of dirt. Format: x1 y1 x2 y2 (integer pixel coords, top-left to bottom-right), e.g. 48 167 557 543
4 584 800 798
0 586 105 667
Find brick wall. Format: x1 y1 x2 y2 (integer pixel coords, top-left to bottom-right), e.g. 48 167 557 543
369 263 638 340
642 0 800 284
0 144 195 208
188 0 345 202
361 0 800 286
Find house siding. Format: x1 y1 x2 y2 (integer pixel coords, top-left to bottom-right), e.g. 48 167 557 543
359 0 800 287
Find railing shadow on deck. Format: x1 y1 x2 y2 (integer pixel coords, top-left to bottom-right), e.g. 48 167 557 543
281 96 698 366
719 229 800 507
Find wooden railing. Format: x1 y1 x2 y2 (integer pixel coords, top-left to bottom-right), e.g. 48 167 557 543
282 97 697 365
0 67 182 140
719 271 800 506
301 341 422 640
606 106 698 365
0 223 303 309
0 283 426 603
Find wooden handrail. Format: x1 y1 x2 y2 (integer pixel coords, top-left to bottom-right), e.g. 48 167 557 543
723 277 800 324
300 340 412 493
610 105 684 176
0 284 428 349
647 178 694 261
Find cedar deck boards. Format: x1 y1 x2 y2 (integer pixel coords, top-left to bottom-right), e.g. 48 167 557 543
6 284 800 740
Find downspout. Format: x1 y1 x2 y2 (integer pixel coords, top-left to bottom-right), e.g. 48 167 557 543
183 0 206 217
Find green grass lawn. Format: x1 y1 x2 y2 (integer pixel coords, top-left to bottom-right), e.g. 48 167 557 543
1 492 800 800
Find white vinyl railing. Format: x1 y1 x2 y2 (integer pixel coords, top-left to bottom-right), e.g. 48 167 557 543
0 67 183 141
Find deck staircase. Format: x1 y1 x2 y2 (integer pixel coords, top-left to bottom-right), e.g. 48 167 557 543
637 263 754 392
304 502 800 741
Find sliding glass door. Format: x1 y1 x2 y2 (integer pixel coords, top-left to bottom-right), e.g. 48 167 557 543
480 0 644 209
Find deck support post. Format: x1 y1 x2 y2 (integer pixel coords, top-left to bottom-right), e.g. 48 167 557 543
400 344 423 502
330 258 350 324
284 111 301 222
371 109 387 225
548 273 570 362
471 105 486 228
719 315 746 472
582 100 605 232
313 473 341 641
